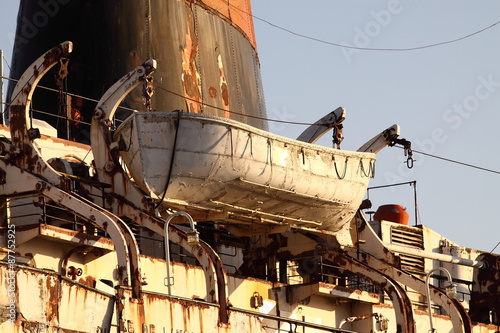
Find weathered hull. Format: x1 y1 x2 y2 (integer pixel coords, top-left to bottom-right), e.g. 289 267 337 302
0 263 267 333
115 111 376 232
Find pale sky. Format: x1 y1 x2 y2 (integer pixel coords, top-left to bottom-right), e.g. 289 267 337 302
1 1 499 252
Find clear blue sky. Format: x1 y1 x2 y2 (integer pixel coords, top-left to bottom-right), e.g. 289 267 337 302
1 1 499 252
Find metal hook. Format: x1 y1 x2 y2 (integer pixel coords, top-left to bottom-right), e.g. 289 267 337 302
391 137 414 169
406 156 414 169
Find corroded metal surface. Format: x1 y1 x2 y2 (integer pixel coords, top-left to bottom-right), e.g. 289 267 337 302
2 42 143 299
0 159 142 298
0 263 265 332
354 214 472 333
325 250 416 333
90 58 159 210
7 0 267 133
0 264 114 332
469 253 500 325
345 248 472 333
198 0 256 48
8 41 73 189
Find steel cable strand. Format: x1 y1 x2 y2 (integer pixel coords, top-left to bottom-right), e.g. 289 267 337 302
359 159 375 178
332 154 348 180
154 111 181 209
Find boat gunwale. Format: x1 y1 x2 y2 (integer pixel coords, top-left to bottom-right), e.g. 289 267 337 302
115 111 377 161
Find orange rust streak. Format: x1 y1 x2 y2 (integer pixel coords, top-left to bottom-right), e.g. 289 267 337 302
181 33 202 113
217 55 230 118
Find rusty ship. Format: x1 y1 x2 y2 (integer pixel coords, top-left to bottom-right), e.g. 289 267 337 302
0 1 499 332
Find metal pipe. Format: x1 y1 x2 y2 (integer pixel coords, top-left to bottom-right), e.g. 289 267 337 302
425 267 456 333
164 211 199 295
412 181 418 226
230 306 359 333
386 243 487 269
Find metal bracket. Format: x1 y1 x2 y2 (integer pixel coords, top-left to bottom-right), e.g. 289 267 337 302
357 124 400 153
5 41 143 298
296 107 345 147
389 137 414 169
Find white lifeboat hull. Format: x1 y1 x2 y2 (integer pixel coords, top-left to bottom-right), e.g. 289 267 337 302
114 112 375 232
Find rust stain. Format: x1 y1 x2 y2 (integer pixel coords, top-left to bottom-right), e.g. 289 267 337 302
137 299 146 331
46 276 59 326
217 54 230 118
221 83 229 109
181 11 202 114
116 288 126 332
78 275 96 289
8 43 72 177
208 86 217 98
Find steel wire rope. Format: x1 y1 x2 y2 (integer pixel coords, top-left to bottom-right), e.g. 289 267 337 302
145 0 152 60
332 155 348 180
359 159 375 178
0 100 66 122
1 76 325 127
0 75 140 115
4 63 45 118
267 138 272 166
122 117 134 152
397 146 500 175
81 147 92 164
227 3 500 52
2 53 11 71
23 107 91 127
154 110 181 209
490 241 500 254
0 75 94 165
154 83 323 126
4 74 500 177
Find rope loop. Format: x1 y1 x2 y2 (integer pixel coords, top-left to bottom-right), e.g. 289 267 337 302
332 155 348 179
359 159 375 178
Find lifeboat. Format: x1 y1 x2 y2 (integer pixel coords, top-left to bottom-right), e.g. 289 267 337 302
114 111 378 232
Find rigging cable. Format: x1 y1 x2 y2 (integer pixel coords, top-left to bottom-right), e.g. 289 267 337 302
2 75 500 177
228 3 500 52
0 75 139 116
491 241 500 254
2 52 11 71
399 146 500 175
143 83 500 177
154 83 323 126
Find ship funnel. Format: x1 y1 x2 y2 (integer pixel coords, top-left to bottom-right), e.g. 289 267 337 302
7 1 267 139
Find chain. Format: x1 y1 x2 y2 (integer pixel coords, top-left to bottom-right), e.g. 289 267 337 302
55 57 70 139
404 146 414 169
142 76 154 111
332 122 344 149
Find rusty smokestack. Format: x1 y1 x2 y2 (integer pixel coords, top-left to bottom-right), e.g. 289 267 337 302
7 0 267 141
